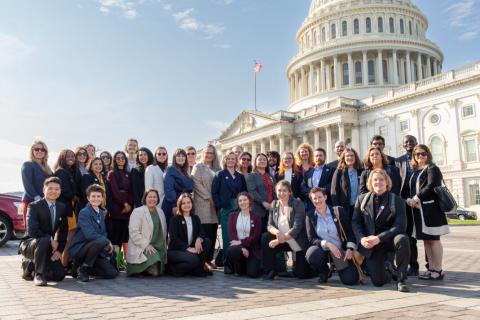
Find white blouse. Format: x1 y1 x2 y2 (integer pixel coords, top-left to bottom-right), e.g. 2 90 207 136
278 205 301 252
185 216 193 245
236 213 251 240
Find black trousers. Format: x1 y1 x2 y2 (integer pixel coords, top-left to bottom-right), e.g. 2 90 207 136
72 238 118 279
20 236 65 281
202 223 218 262
406 206 419 270
167 238 211 276
366 234 410 286
225 246 261 278
261 233 311 279
305 245 358 285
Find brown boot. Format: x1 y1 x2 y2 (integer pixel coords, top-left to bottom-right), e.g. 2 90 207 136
145 264 160 276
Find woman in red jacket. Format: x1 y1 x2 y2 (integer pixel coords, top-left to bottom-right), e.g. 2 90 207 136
107 151 133 257
225 192 262 278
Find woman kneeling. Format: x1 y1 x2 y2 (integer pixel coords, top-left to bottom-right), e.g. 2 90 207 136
305 187 359 285
126 189 168 276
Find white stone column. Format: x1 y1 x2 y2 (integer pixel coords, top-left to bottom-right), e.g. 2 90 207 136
314 128 320 149
325 61 331 90
250 142 256 158
317 66 322 93
405 51 412 83
309 63 314 96
291 136 298 153
333 55 338 89
260 140 266 154
279 135 285 154
243 144 249 153
269 136 276 151
300 67 306 98
426 57 432 77
387 116 396 156
338 123 345 141
303 132 309 144
392 50 399 85
377 50 384 85
348 53 353 87
294 72 299 100
351 124 360 151
433 58 438 75
417 53 423 80
320 59 325 92
362 51 368 86
326 126 332 162
399 57 405 84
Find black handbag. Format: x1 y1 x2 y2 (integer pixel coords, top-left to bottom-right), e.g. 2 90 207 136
434 181 457 213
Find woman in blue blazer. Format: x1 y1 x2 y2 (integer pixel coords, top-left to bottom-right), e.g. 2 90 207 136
161 149 193 225
69 184 118 282
211 151 247 262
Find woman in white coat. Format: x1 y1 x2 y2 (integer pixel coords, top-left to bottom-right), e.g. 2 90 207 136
126 189 167 276
144 147 166 207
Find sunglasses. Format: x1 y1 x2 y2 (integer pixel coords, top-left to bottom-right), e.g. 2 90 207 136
415 152 428 157
77 152 87 156
157 152 167 156
241 158 251 161
101 156 111 159
33 148 46 152
116 157 126 160
187 152 196 156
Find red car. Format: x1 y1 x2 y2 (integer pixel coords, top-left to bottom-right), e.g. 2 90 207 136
0 193 26 247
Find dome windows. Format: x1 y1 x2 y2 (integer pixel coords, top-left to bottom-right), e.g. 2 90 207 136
322 27 326 42
366 17 372 33
355 62 362 84
342 21 347 36
354 19 359 34
342 63 349 85
368 60 375 84
409 21 413 35
331 23 337 39
378 17 384 33
389 17 395 33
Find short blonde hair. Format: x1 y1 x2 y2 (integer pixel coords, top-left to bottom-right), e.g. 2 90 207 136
367 168 392 192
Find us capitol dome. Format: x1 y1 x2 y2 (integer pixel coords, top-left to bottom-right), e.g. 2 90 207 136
287 0 443 112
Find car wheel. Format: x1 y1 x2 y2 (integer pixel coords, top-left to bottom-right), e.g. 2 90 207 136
0 215 12 247
458 214 465 221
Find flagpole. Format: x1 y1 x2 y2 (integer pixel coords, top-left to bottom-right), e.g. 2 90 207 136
254 60 257 112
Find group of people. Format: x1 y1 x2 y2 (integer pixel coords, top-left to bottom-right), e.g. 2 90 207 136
19 134 450 292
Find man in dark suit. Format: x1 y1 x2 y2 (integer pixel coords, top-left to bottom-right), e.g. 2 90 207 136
301 148 334 212
395 135 419 275
19 177 68 286
326 140 345 169
371 135 396 166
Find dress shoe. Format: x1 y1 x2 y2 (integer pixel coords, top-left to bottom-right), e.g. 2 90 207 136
146 264 160 276
385 261 398 282
34 274 47 287
407 267 419 276
77 266 89 282
396 281 410 292
262 270 278 280
223 264 234 275
206 261 217 269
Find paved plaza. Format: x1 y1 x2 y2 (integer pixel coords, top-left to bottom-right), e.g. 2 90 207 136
1 226 479 320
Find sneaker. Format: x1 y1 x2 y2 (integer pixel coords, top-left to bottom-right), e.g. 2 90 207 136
397 281 410 292
33 274 47 287
77 266 89 282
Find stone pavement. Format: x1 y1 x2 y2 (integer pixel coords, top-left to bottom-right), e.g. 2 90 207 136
1 226 479 320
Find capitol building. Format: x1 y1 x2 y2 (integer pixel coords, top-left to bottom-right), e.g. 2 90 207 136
211 0 480 211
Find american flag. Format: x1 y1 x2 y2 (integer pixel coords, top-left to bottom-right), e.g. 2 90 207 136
254 61 263 73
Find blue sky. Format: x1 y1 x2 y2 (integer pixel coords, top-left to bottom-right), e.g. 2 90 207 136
0 0 479 192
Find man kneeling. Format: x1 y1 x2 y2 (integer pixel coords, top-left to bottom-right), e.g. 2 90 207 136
69 184 118 282
19 177 68 286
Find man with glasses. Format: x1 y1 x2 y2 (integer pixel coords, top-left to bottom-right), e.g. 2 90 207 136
370 135 396 166
185 146 197 175
396 135 420 276
19 177 68 286
327 140 345 169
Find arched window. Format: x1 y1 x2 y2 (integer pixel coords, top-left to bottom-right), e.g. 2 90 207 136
400 19 405 34
322 27 326 42
378 17 383 32
383 60 388 83
342 21 347 36
342 63 349 85
430 136 445 165
331 23 336 39
355 61 362 84
354 19 359 34
368 60 375 83
413 63 418 81
366 17 372 33
389 17 395 33
409 21 413 35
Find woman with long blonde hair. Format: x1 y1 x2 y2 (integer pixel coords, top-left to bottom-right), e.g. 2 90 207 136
295 143 314 174
21 139 53 223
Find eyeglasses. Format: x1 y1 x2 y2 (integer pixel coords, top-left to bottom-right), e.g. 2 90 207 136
241 158 251 162
101 156 111 160
33 148 46 152
415 152 428 158
157 152 167 156
116 157 126 161
77 152 87 156
187 152 196 156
